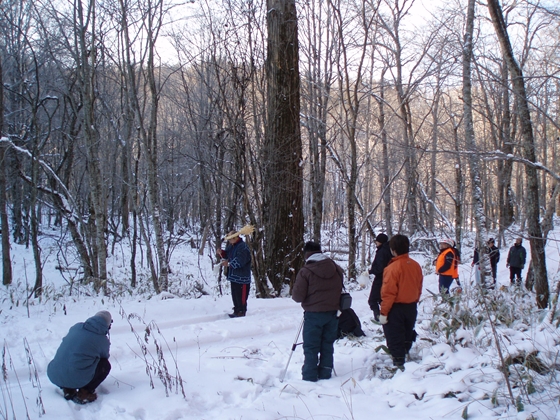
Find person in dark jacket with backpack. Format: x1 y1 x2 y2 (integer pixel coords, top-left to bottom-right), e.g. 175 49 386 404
47 311 112 404
368 233 392 321
292 241 343 382
506 237 526 286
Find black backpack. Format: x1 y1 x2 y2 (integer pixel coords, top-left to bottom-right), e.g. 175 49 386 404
337 308 366 339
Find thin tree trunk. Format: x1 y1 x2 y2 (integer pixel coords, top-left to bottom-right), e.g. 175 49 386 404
0 57 12 286
463 0 489 282
487 0 548 308
378 70 392 237
76 0 107 294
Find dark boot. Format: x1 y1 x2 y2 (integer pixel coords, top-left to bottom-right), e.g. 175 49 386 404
73 388 97 404
62 388 77 401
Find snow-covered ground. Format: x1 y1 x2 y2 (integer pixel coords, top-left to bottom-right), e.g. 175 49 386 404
1 229 560 420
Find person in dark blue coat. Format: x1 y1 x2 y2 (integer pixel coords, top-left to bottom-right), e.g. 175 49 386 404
367 233 392 321
47 311 112 404
506 237 527 286
219 229 252 318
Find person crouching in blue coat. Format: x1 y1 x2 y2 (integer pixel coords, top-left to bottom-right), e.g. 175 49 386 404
47 311 112 404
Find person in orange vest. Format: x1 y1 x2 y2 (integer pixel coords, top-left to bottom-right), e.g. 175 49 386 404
435 238 459 294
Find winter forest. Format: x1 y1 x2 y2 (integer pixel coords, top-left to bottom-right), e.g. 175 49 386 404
2 0 560 418
0 0 559 298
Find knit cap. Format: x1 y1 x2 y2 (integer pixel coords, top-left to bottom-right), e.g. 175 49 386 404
95 310 112 328
375 233 388 243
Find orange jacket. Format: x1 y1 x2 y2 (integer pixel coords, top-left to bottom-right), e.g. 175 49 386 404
380 254 423 316
436 248 459 278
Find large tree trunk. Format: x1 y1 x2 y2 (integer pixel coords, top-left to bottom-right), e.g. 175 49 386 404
264 0 304 294
487 0 548 308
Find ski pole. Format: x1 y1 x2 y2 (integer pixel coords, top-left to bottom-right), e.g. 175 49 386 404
279 315 304 383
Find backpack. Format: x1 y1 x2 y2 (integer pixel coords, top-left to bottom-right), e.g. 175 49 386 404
337 308 366 339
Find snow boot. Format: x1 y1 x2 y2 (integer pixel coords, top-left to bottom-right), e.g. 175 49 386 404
73 388 97 404
62 388 77 401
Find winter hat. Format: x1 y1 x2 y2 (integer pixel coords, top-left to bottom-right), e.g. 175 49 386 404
224 225 255 240
95 310 112 328
224 230 239 240
303 241 322 254
439 238 455 247
375 233 388 244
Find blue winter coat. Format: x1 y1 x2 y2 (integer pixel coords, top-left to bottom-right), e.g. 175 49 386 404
47 315 111 389
225 238 252 284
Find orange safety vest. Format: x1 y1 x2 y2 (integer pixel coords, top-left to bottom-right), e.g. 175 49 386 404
436 248 459 278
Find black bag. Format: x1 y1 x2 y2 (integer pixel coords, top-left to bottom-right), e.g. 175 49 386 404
337 308 365 338
340 292 352 310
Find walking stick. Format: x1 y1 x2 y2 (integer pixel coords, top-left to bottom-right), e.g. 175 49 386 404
280 316 304 383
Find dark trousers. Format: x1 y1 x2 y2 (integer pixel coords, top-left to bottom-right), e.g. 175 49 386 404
368 277 383 316
490 263 498 280
231 282 250 314
83 358 111 392
382 303 418 366
302 311 338 381
509 267 523 285
438 275 454 294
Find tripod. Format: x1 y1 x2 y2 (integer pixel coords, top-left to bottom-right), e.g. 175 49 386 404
279 316 304 383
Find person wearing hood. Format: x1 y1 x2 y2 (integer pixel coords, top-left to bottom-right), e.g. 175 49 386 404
367 233 392 321
47 311 112 404
292 241 344 382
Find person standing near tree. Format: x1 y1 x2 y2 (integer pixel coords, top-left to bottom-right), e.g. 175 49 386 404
367 233 392 321
435 238 459 294
472 238 500 288
218 226 254 318
292 241 343 382
47 311 112 404
506 237 526 286
378 234 423 370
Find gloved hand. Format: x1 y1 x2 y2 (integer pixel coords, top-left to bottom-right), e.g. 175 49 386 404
379 315 388 325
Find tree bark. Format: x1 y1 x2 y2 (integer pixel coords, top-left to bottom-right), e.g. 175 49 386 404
264 0 304 293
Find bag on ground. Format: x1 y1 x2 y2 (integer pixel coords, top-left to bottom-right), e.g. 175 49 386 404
337 308 365 339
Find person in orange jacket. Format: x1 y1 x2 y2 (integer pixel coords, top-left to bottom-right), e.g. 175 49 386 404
379 234 423 369
435 238 459 294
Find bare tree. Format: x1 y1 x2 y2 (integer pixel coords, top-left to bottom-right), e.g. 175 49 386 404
0 56 13 286
487 0 549 308
463 0 489 283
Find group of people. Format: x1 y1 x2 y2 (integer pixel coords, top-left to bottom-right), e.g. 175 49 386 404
48 228 529 401
293 234 423 379
471 237 527 288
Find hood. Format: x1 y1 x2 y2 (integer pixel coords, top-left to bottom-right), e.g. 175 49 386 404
83 315 110 335
304 256 338 279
